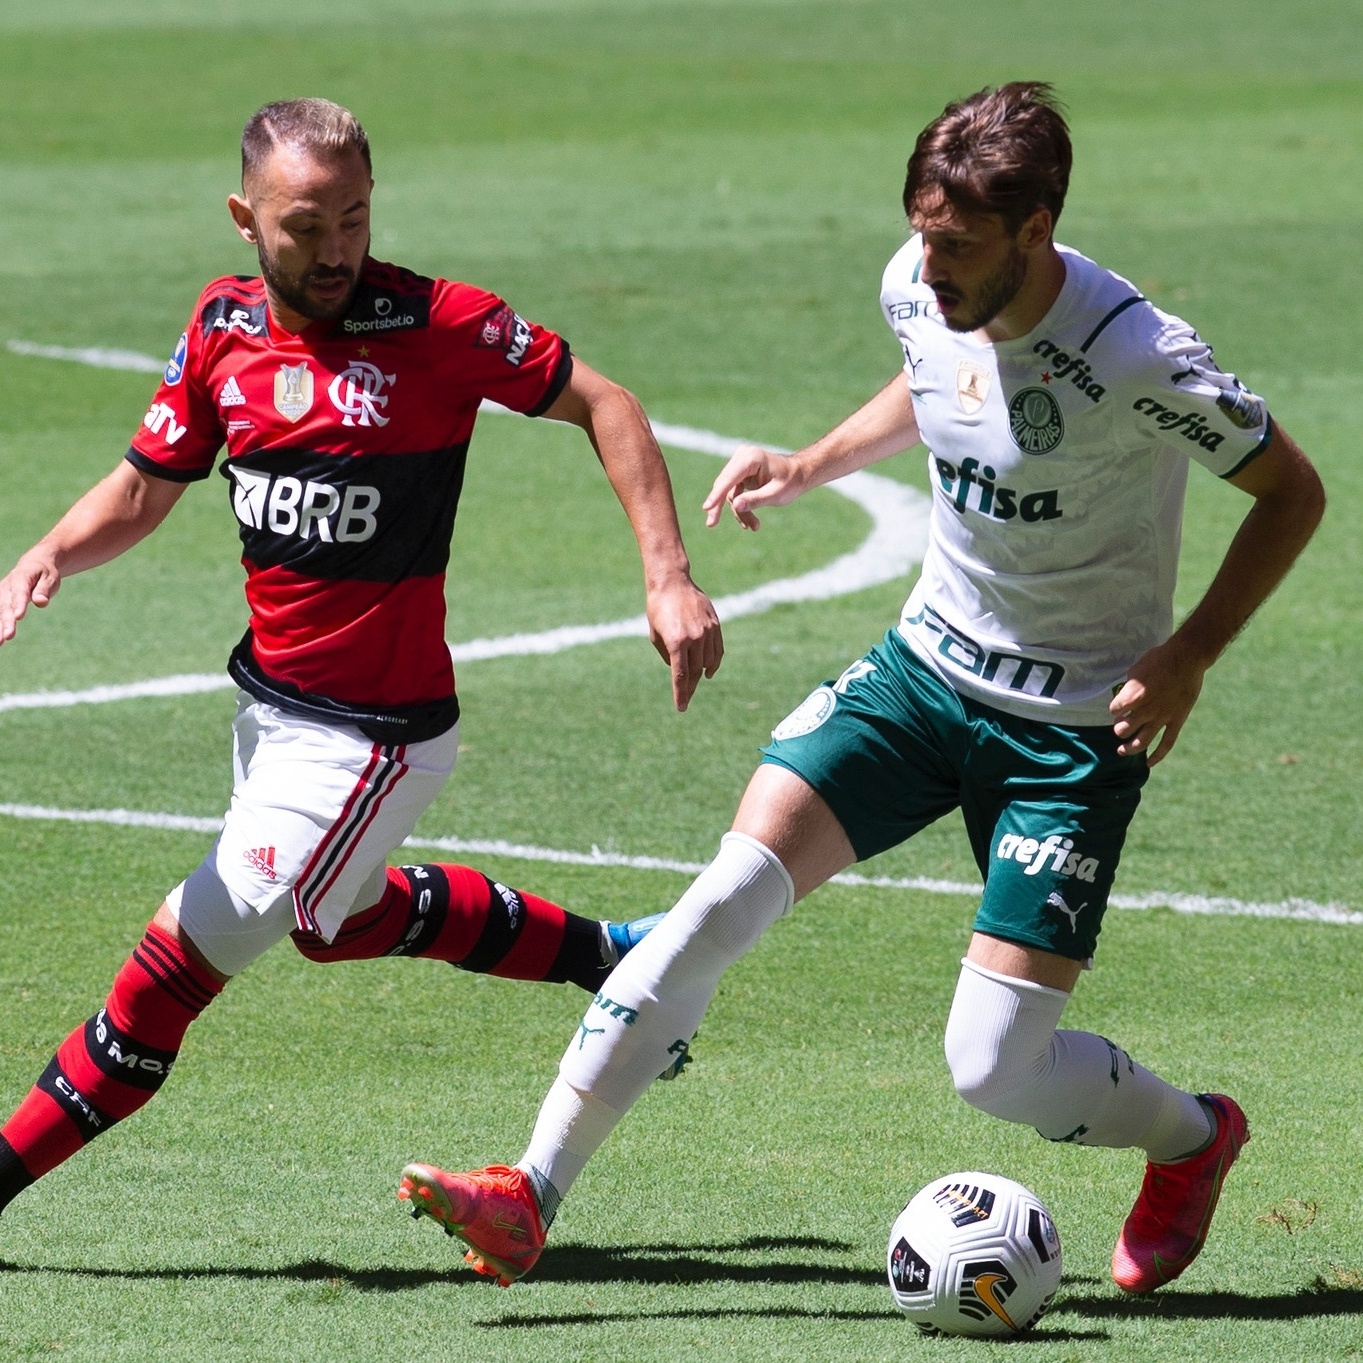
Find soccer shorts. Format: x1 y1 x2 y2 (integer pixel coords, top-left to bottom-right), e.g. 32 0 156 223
760 630 1148 961
167 693 459 976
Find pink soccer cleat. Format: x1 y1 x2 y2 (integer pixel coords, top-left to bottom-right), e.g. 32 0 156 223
1111 1093 1249 1294
399 1162 545 1287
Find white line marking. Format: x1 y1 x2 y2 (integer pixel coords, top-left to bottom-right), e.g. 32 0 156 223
0 802 1355 925
1 342 930 707
7 339 165 373
8 343 1351 926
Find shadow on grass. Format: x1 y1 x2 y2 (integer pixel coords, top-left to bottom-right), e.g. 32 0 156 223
5 1251 1360 1331
476 1304 1111 1344
0 1235 874 1293
1055 1273 1363 1322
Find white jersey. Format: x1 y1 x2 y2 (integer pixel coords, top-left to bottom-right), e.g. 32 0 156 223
881 238 1271 725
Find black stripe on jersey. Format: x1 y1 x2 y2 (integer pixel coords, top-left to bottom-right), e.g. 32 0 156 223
526 345 573 418
1079 295 1145 353
219 443 467 581
1220 416 1275 480
124 446 214 484
227 635 462 743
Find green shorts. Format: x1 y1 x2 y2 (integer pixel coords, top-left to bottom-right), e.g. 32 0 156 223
760 629 1148 961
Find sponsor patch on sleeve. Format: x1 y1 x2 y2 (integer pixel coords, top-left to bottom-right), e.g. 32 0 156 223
474 304 533 367
164 332 188 385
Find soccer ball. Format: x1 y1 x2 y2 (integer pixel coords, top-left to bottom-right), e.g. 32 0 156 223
886 1172 1062 1338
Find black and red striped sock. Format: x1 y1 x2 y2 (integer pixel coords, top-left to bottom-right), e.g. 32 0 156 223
0 921 223 1214
291 864 611 992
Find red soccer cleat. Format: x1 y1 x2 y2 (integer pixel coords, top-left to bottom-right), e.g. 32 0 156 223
1111 1093 1249 1294
399 1162 545 1287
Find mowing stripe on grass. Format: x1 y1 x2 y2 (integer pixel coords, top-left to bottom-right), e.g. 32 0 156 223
0 801 1356 925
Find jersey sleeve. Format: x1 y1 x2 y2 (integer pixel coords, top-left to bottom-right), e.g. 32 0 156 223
879 236 928 379
125 300 227 482
1113 309 1272 479
432 281 572 417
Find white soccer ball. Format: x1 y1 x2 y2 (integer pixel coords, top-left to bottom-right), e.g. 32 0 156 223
886 1171 1062 1338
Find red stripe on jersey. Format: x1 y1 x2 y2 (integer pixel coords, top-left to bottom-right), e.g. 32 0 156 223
245 567 453 709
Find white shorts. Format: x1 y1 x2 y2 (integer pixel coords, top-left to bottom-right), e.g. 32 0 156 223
167 694 459 976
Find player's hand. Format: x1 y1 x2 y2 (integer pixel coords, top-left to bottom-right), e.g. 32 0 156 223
703 444 802 531
1109 637 1208 766
646 576 724 711
0 556 61 646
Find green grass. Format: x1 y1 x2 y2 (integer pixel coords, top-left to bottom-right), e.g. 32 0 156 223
2 2 1362 1360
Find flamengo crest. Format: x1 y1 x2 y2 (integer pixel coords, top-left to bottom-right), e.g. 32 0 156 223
329 360 396 427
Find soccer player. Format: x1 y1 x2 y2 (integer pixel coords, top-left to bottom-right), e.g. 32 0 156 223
400 83 1325 1294
0 98 723 1222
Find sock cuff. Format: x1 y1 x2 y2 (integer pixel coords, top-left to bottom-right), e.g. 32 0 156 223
718 831 795 915
959 955 1071 1003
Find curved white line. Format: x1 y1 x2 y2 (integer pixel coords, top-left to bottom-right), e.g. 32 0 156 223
0 345 931 707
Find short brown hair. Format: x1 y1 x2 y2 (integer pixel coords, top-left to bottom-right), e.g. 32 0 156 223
241 98 372 186
903 82 1071 233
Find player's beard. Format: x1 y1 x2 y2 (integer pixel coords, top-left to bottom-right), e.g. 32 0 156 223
937 245 1027 333
257 239 367 322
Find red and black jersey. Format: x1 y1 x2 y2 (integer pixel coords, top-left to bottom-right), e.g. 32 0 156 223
126 258 571 741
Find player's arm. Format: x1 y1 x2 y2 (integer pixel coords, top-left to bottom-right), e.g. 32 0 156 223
1110 422 1325 764
0 461 187 645
541 359 723 712
705 373 922 529
704 373 922 532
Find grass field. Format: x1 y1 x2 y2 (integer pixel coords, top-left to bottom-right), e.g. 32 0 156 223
1 2 1361 1360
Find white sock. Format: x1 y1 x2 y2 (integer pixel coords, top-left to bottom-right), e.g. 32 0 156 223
945 959 1213 1156
518 1077 624 1228
518 832 794 1203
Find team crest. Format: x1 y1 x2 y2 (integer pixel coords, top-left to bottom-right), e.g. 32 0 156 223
770 685 837 741
274 362 314 422
956 360 991 415
1008 386 1064 454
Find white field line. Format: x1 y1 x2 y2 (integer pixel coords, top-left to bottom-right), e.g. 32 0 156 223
0 802 1357 926
1 342 929 706
5 341 1355 927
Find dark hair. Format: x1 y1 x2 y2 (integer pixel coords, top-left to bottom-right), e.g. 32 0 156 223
902 82 1071 233
241 98 371 186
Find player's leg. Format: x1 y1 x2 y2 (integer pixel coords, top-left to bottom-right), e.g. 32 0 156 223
0 901 229 1216
399 636 959 1283
942 715 1247 1293
397 761 844 1283
238 708 648 992
291 861 653 995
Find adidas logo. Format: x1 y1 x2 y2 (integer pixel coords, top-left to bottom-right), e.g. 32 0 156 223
219 375 247 408
243 845 278 879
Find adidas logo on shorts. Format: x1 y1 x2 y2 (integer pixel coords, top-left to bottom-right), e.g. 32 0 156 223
244 845 278 879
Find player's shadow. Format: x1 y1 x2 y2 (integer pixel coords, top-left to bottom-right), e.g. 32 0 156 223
1056 1273 1363 1323
0 1237 880 1294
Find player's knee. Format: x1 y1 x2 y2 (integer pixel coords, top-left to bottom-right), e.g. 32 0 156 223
944 1024 1039 1120
942 970 1063 1125
291 930 339 962
168 857 295 976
